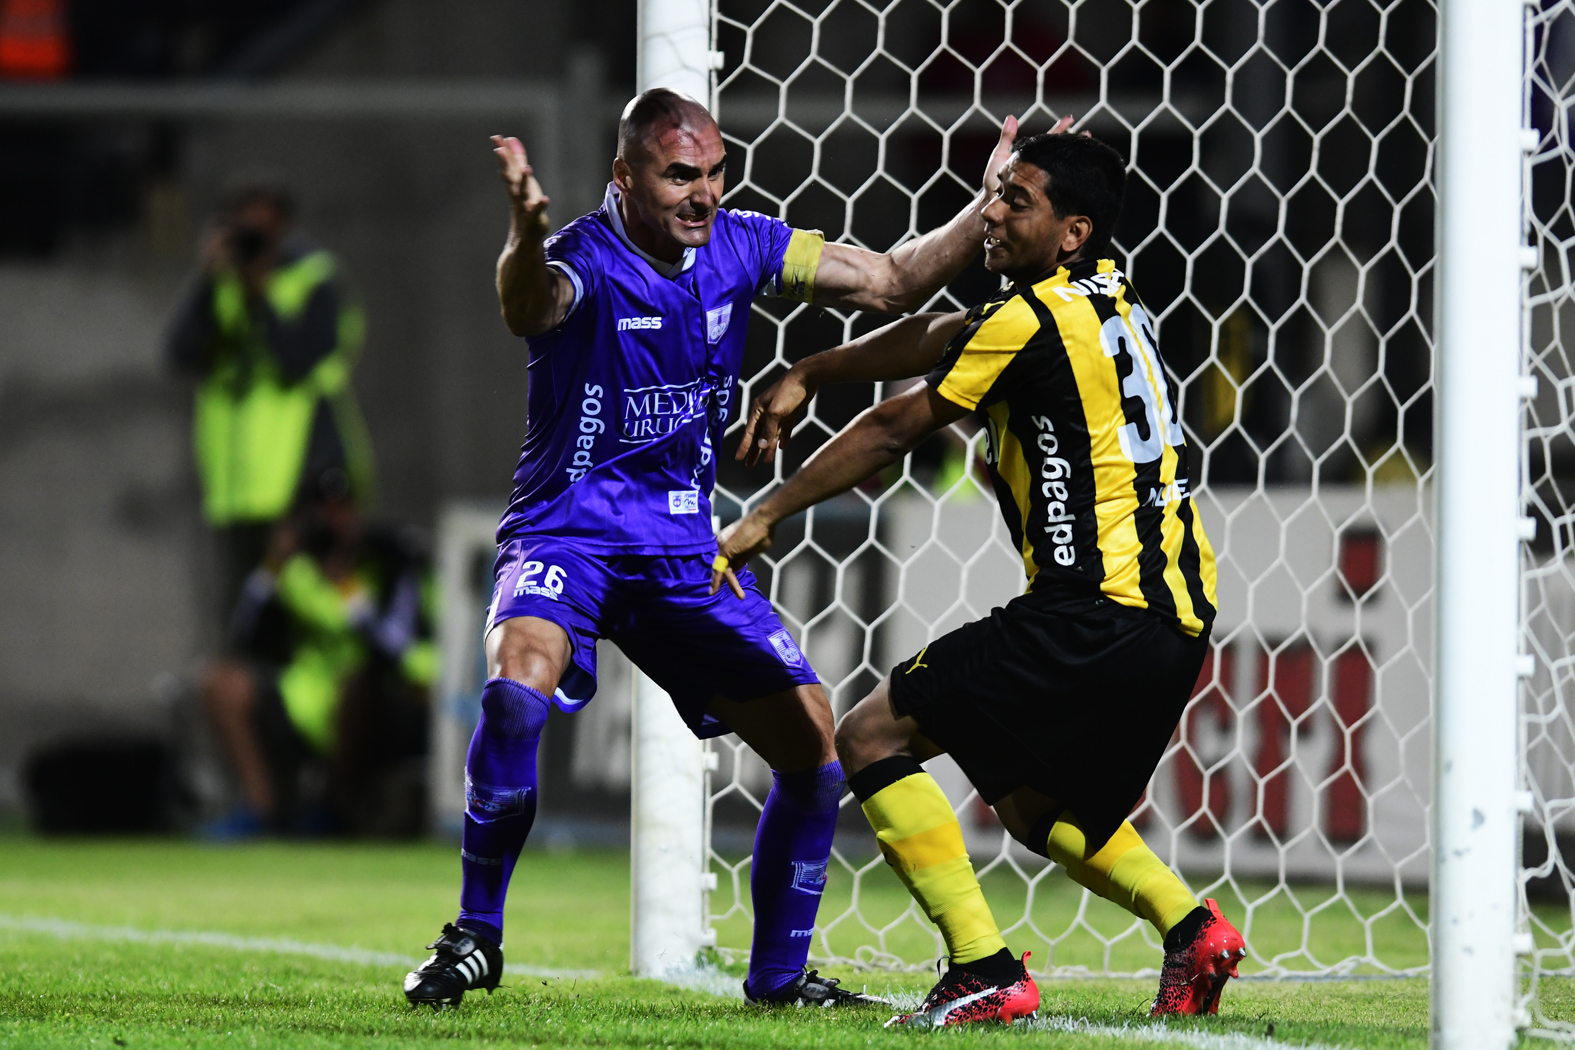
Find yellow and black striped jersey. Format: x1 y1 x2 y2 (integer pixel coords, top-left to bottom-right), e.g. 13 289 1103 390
926 258 1218 636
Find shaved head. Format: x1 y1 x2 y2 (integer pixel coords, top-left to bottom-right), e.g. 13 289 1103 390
611 88 727 260
617 88 719 168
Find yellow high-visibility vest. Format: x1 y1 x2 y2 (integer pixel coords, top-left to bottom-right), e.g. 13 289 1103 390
193 250 373 524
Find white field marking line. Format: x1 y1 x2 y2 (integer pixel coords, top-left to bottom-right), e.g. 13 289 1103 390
0 914 600 980
648 961 745 998
876 991 1349 1050
1024 1015 1349 1050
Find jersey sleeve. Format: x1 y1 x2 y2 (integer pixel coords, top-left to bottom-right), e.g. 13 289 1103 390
925 294 1039 410
728 209 825 303
542 222 600 324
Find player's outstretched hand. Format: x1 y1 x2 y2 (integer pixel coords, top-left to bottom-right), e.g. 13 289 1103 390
736 368 815 467
981 113 1076 196
492 135 550 241
710 514 775 598
982 115 1019 196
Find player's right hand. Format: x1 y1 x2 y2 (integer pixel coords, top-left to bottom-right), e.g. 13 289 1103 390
710 514 775 597
736 367 816 467
981 113 1077 196
492 135 550 240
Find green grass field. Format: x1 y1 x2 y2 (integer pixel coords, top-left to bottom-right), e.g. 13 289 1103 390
0 837 1570 1049
713 847 1434 977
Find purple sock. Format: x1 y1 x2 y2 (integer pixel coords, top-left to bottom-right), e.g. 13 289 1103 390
456 677 551 944
744 761 844 999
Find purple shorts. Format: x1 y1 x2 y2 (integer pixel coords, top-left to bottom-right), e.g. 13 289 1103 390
486 536 821 738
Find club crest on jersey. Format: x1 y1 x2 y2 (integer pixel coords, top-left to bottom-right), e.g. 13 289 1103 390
768 628 804 667
705 303 733 344
668 489 700 515
790 859 828 895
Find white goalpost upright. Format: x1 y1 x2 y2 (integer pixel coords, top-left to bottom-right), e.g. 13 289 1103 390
1430 0 1528 1044
628 0 720 980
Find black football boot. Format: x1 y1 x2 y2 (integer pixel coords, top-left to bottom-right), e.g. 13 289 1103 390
403 923 503 1007
743 968 889 1007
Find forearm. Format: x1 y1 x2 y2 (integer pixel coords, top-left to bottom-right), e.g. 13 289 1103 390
813 192 989 314
496 214 558 336
719 385 966 585
796 312 965 387
754 402 923 526
878 190 991 308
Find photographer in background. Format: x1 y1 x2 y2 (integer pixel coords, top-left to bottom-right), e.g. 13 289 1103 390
201 483 436 838
166 182 375 616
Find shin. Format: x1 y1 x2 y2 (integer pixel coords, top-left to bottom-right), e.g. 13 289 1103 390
457 677 552 944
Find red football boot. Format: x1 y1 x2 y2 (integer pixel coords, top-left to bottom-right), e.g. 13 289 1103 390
1151 899 1246 1016
886 951 1040 1028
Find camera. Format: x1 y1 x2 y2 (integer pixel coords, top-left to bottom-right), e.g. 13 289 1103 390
227 225 270 266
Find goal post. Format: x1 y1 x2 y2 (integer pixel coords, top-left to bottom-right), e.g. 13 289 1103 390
1431 0 1528 1043
628 0 718 980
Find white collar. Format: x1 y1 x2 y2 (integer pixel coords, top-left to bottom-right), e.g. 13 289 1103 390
604 183 696 278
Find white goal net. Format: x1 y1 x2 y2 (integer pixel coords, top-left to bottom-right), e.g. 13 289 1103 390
705 0 1446 980
1520 0 1575 1037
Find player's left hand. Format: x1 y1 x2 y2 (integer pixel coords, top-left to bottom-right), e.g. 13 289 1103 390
736 366 815 467
710 514 775 597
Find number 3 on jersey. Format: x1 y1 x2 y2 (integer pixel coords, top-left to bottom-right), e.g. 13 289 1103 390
513 560 568 600
1099 304 1183 464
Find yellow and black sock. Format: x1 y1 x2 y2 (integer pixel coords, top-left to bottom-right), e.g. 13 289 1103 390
850 756 1006 966
1031 810 1202 940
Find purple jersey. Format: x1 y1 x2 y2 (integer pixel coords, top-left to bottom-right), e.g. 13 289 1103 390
497 184 819 553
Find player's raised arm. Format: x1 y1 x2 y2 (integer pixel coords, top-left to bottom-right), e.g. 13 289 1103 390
492 135 578 337
712 383 969 596
806 114 1073 314
735 310 966 466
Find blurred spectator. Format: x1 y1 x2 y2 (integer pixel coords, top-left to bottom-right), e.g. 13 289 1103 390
201 486 436 838
0 0 71 80
166 182 375 615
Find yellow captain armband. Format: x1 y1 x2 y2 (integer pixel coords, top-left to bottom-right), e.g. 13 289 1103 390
712 555 732 573
779 229 826 304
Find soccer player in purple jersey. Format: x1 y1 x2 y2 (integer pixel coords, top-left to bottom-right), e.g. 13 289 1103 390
404 88 1067 1008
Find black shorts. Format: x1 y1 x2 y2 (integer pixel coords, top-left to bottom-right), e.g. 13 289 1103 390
887 589 1210 854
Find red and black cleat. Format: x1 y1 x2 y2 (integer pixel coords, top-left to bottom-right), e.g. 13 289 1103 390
886 951 1040 1028
1151 898 1246 1016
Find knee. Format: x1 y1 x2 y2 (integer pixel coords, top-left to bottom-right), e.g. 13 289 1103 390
496 649 560 695
832 716 858 768
833 698 884 778
487 617 569 693
1009 819 1055 858
1002 797 1065 861
480 677 551 740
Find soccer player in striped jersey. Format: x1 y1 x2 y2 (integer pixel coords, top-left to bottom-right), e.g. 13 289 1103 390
712 131 1246 1025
